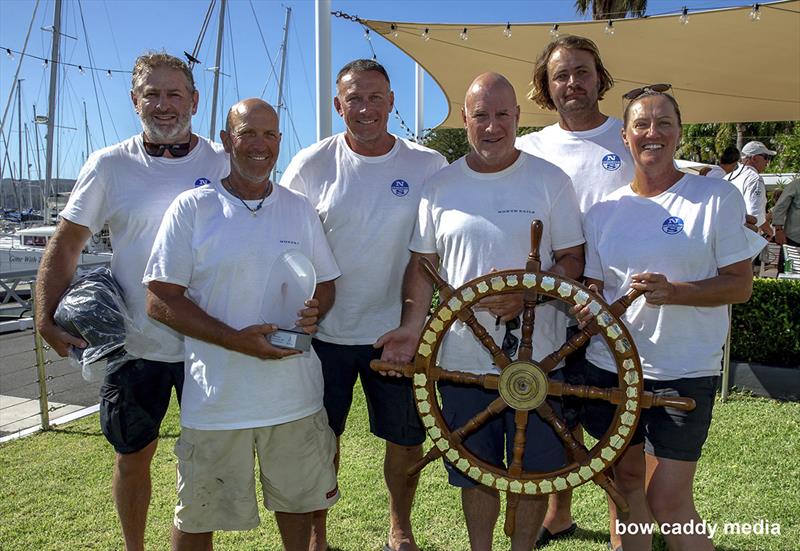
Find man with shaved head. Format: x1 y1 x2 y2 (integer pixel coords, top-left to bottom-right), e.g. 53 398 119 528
379 73 585 550
144 98 341 551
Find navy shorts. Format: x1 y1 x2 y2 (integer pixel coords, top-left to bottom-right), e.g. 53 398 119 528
312 339 426 447
560 325 588 430
438 381 567 488
581 360 718 462
99 357 184 454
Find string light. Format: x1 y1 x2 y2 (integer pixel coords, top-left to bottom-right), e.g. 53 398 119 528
550 24 560 38
680 7 689 25
749 3 761 21
0 47 131 75
604 20 615 36
421 27 430 41
364 28 371 41
390 23 398 38
459 27 468 41
503 22 512 38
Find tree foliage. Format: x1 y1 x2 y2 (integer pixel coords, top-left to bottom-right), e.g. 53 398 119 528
678 121 800 173
422 127 541 163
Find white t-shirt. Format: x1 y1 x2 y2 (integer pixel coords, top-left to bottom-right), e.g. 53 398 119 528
410 153 584 376
516 117 634 217
60 135 228 362
724 163 766 226
705 166 727 179
143 183 341 430
280 133 447 345
583 174 766 380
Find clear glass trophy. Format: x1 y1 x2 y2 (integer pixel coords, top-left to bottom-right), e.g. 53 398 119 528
261 249 316 351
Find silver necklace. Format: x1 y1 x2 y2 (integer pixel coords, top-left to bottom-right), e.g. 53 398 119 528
223 178 271 216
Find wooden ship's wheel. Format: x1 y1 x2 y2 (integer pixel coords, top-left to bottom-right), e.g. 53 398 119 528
370 221 696 536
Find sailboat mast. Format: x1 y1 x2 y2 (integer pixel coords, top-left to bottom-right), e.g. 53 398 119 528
276 7 292 126
24 124 31 180
17 79 23 186
44 0 62 223
273 6 291 182
83 101 89 163
208 0 226 140
32 104 42 181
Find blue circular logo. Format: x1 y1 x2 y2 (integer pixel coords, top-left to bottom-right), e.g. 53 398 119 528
662 217 684 235
601 154 622 171
390 179 410 197
194 177 211 188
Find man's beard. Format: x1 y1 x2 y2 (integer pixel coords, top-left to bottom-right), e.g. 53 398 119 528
140 111 192 142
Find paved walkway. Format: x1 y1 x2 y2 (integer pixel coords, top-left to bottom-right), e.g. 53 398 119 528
0 324 101 439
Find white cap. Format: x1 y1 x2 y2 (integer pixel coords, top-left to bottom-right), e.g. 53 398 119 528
741 141 777 157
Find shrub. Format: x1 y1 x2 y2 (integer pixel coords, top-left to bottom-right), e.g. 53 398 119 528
731 278 800 367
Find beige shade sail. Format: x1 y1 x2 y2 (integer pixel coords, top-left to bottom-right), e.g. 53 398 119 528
362 1 800 128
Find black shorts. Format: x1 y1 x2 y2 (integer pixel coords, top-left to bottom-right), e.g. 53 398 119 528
99 357 184 454
581 361 718 462
312 339 426 447
559 325 588 430
438 381 567 488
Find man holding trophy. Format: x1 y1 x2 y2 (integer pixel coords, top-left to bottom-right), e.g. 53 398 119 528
144 98 340 551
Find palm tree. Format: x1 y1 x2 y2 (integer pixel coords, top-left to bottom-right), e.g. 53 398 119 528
575 0 647 19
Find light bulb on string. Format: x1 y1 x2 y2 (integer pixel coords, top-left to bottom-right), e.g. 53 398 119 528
749 3 761 21
364 28 371 41
604 20 615 36
459 27 468 41
42 58 48 68
106 69 112 79
5 48 13 59
421 27 430 41
78 65 85 75
390 24 399 38
550 24 560 38
504 23 512 38
680 7 689 25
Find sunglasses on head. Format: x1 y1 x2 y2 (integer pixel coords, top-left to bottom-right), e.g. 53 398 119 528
142 139 191 158
501 316 521 358
622 83 672 101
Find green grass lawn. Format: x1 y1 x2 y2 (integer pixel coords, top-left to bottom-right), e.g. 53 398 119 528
1 391 798 550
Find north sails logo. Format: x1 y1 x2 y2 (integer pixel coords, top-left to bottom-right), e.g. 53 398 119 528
390 179 410 197
194 178 211 187
662 217 684 235
601 154 622 171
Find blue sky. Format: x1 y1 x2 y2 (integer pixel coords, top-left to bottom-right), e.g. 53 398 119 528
0 0 747 180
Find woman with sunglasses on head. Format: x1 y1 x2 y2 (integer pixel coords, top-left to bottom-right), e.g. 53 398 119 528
577 87 765 551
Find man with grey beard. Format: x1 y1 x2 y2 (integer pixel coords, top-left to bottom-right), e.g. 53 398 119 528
35 52 228 551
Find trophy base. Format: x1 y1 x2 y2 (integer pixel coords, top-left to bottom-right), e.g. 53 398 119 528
268 329 312 352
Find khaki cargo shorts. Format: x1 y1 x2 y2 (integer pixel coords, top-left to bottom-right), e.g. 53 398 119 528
173 409 339 533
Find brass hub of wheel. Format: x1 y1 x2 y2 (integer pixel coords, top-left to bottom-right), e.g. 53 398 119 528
497 361 549 411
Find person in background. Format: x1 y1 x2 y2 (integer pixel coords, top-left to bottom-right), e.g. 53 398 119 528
725 140 772 227
771 176 800 271
717 145 740 176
